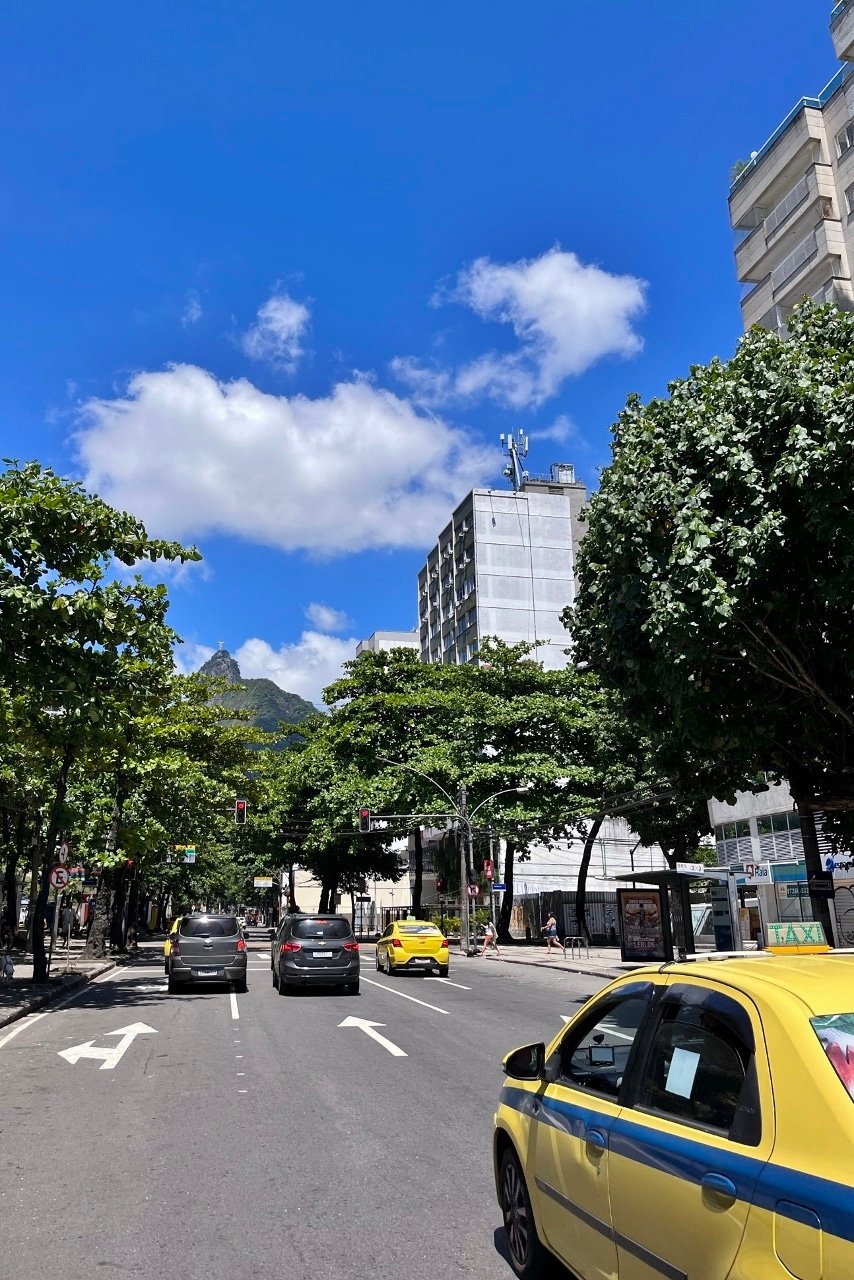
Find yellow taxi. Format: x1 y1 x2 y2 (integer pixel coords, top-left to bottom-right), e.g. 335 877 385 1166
494 950 854 1280
163 916 181 973
375 919 449 976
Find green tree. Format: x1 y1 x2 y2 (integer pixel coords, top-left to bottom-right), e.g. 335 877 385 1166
569 302 854 938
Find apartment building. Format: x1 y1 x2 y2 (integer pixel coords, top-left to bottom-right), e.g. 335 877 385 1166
729 5 854 332
416 464 587 668
355 630 419 656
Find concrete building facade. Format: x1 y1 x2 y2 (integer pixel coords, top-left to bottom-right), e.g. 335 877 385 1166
417 464 587 668
356 630 420 656
729 5 854 333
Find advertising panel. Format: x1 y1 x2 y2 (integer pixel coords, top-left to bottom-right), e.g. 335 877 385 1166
617 888 667 962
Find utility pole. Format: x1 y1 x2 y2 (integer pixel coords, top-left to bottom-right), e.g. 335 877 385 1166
458 784 471 957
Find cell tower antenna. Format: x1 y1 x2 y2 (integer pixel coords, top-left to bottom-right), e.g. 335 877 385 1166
500 429 529 492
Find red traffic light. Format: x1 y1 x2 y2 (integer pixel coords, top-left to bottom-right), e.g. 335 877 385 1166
359 807 371 834
235 799 248 825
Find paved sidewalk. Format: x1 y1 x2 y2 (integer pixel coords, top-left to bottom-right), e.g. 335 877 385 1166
460 942 643 981
0 937 118 1030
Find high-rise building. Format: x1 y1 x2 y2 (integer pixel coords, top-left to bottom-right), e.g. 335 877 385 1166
729 6 854 334
417 462 587 667
356 630 420 656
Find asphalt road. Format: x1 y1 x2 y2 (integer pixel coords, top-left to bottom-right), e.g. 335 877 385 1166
0 931 606 1280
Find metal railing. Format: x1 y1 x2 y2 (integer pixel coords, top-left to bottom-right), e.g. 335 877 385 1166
831 0 852 29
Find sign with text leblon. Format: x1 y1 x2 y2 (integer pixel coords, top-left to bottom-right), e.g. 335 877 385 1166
253 876 274 889
617 888 667 962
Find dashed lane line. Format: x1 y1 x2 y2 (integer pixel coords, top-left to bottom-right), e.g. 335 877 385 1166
360 975 449 1014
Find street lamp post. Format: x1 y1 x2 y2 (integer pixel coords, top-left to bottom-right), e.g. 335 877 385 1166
376 756 529 958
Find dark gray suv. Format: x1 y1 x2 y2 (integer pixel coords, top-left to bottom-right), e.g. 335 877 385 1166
168 914 248 993
271 914 359 995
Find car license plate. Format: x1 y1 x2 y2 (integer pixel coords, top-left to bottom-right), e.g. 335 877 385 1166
313 951 326 958
194 967 220 976
414 958 432 965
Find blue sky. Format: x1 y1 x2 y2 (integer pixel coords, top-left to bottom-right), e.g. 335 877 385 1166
0 1 837 705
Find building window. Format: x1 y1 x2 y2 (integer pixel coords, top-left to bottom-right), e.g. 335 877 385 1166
717 820 750 841
837 121 854 158
756 812 800 836
846 182 854 216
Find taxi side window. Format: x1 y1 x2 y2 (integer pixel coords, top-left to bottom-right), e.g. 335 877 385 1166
634 993 761 1144
557 988 653 1100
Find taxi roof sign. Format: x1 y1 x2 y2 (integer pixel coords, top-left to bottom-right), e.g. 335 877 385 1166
765 921 830 954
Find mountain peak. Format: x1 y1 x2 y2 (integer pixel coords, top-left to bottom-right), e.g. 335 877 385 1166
199 648 242 684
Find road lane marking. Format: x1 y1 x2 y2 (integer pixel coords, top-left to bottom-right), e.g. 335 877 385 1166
338 1015 407 1057
424 977 472 990
360 975 449 1014
230 992 240 1020
58 1022 157 1070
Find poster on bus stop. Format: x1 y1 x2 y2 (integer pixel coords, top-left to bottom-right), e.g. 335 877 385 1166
617 888 667 961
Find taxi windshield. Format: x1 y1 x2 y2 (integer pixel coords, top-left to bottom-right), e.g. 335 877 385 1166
811 1014 854 1100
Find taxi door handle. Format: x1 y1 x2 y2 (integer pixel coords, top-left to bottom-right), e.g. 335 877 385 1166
701 1173 737 1206
585 1129 606 1155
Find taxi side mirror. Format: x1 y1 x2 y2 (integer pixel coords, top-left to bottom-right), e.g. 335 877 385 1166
502 1042 546 1081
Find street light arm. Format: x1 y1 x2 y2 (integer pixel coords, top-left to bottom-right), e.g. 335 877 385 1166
376 756 460 814
468 786 531 824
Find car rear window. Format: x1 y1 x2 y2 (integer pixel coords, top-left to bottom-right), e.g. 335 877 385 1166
812 1014 854 1100
291 918 353 940
399 924 441 935
180 916 238 938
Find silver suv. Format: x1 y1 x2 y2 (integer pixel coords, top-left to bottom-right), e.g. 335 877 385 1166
168 914 248 993
271 914 359 996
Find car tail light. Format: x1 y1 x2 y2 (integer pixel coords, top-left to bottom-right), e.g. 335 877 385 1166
440 938 449 948
171 940 180 957
391 938 403 948
236 938 246 952
280 941 301 953
343 941 360 952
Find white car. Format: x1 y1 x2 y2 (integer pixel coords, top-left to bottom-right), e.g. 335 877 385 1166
237 915 247 929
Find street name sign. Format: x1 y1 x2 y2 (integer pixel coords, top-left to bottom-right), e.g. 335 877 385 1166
492 882 507 892
675 862 709 876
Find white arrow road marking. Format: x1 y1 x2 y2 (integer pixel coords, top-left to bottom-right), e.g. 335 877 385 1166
338 1016 407 1057
560 1015 572 1024
424 977 472 990
58 1022 157 1070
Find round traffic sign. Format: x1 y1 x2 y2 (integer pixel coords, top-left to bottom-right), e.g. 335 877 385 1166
58 842 69 864
466 884 480 897
50 864 70 890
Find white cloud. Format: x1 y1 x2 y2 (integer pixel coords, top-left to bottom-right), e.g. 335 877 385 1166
182 292 203 327
241 291 310 371
235 633 360 709
534 414 575 445
74 365 495 555
305 602 352 632
173 640 215 675
393 247 647 409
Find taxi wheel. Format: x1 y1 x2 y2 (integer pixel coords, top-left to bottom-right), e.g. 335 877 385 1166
438 966 449 978
384 953 394 976
375 951 382 971
499 1148 547 1280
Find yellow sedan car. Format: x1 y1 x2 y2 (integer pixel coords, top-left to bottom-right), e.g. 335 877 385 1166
375 919 449 976
163 916 181 973
494 951 854 1280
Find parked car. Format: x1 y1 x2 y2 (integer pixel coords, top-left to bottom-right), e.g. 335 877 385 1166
271 913 359 995
493 951 854 1280
167 913 247 993
375 919 449 976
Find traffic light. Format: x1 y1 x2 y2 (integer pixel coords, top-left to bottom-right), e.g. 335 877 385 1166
235 798 248 825
436 877 445 893
358 807 371 834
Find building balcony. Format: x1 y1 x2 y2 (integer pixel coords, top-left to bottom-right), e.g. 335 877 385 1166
740 274 774 329
735 165 835 283
772 218 847 304
730 106 827 230
832 0 854 61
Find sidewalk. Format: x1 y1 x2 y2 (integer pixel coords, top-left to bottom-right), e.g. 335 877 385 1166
462 941 643 981
0 936 118 1030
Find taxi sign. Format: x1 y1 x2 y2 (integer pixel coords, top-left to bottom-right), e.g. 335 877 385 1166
765 921 830 954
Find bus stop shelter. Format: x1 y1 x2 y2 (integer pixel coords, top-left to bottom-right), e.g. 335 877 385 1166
612 869 724 963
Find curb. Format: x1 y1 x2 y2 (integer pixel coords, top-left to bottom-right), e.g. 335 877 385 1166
485 955 624 980
0 960 116 1030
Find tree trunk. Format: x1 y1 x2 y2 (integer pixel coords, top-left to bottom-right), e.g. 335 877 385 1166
318 873 337 913
574 813 605 946
110 863 128 952
1 812 25 942
31 744 75 982
83 790 123 959
497 838 516 944
287 864 299 912
411 826 423 918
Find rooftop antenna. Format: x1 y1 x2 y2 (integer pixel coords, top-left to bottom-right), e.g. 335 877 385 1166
500 429 529 492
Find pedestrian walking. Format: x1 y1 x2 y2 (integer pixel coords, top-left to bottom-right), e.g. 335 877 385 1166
542 912 562 957
60 902 76 949
480 918 500 956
